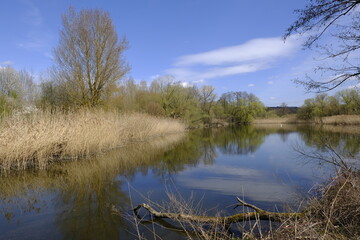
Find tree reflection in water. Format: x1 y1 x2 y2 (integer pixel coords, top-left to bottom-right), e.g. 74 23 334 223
0 125 360 239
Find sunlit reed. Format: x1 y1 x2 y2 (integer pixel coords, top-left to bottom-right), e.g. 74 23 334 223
0 110 186 170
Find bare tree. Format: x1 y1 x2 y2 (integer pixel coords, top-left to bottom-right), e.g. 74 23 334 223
18 70 38 104
0 67 38 104
279 102 289 116
285 0 360 92
0 66 23 99
53 7 129 107
198 85 216 116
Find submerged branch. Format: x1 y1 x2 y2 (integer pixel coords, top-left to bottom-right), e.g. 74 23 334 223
132 198 304 226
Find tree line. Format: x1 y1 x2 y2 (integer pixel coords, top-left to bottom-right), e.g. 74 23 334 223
3 61 359 124
297 89 360 120
0 65 266 125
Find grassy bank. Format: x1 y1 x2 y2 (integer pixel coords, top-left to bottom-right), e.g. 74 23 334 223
254 114 360 125
0 110 186 170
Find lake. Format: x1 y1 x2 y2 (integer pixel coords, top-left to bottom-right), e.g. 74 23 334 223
0 125 359 239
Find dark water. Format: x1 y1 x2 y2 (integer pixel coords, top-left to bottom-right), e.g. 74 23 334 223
0 125 359 239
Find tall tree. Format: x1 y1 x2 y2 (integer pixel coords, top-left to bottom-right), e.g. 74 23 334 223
279 102 289 116
285 0 360 92
0 67 37 107
198 85 217 123
218 91 265 124
0 66 24 101
53 7 129 107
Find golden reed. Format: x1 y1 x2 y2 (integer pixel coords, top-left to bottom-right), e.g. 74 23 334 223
0 110 186 170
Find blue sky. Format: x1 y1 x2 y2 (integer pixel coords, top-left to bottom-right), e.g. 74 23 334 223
0 0 352 106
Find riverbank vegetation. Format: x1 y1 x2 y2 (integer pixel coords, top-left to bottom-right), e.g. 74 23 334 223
0 134 187 237
297 89 360 120
271 169 360 240
254 114 360 126
0 110 185 171
255 89 360 125
0 64 267 126
130 148 360 240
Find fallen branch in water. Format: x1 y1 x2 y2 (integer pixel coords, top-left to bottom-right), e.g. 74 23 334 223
132 197 304 226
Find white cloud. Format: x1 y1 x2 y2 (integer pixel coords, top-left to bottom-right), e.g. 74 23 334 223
175 36 300 66
270 97 276 100
248 83 255 87
199 64 267 79
268 81 274 84
348 83 360 89
179 79 205 88
166 63 268 82
150 74 160 80
193 79 205 84
180 81 192 88
166 35 302 82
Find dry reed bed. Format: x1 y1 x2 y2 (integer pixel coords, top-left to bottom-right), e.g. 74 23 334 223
0 110 186 170
254 115 360 126
253 117 307 125
270 170 360 240
0 133 185 200
320 115 360 125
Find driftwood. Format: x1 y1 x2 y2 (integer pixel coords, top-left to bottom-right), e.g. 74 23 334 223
133 197 304 226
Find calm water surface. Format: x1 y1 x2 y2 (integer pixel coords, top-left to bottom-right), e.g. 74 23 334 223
0 125 359 239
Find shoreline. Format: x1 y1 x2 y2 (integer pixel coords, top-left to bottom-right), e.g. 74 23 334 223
253 114 360 126
0 110 186 171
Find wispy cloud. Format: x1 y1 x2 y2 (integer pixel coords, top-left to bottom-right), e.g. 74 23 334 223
150 74 160 80
44 52 54 60
16 1 53 55
17 31 54 52
25 1 42 26
193 79 204 84
177 166 296 202
180 79 205 88
167 35 302 83
267 81 274 85
0 60 14 65
175 36 299 66
18 41 46 49
167 63 269 82
348 83 360 89
248 83 255 87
